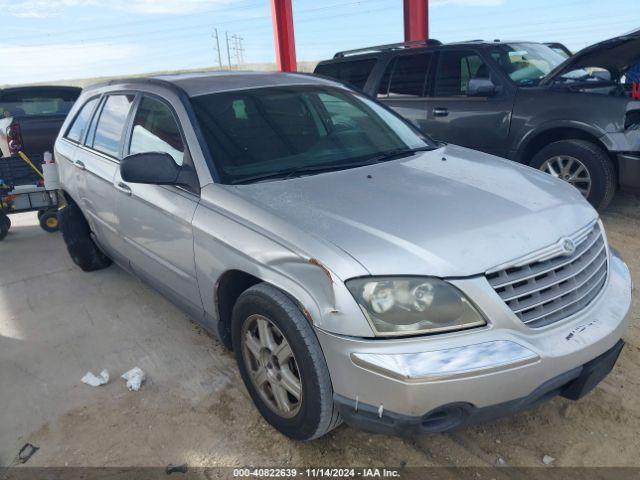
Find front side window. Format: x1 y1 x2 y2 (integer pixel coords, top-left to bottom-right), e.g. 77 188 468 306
388 53 432 97
191 86 434 184
90 94 135 158
129 96 185 165
488 43 567 86
66 97 99 143
434 50 488 96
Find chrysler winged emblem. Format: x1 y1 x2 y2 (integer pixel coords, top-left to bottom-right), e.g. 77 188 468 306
560 238 576 256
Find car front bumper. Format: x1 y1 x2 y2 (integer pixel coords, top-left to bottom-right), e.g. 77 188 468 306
317 251 632 435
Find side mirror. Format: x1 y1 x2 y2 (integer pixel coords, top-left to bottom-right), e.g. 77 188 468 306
467 78 497 97
120 152 180 185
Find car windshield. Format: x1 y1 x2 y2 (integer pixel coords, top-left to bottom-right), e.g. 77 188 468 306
190 85 435 184
488 43 571 86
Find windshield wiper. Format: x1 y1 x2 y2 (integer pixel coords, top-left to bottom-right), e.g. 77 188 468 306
229 147 436 185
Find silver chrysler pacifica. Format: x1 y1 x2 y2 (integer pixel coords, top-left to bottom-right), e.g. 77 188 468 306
54 72 632 440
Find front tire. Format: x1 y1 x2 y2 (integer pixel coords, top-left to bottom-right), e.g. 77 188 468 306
59 202 112 271
232 283 341 440
530 139 616 210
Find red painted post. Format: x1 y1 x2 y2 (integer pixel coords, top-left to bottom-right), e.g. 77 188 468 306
270 0 297 72
403 0 429 42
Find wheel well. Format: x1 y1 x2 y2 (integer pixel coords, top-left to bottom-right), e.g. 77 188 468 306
519 127 614 166
215 270 261 349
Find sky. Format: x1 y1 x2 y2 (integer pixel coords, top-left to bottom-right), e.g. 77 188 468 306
0 0 638 85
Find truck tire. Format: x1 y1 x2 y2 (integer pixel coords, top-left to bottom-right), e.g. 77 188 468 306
530 139 616 210
232 283 341 440
59 202 112 271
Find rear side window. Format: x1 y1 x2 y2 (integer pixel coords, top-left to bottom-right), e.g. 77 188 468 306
314 59 376 90
387 53 432 97
66 97 99 143
0 88 79 117
434 50 488 96
129 96 185 165
90 94 135 158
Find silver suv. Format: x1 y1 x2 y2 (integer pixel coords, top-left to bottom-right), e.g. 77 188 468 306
55 72 632 440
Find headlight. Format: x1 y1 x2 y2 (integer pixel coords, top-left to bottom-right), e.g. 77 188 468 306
346 277 486 337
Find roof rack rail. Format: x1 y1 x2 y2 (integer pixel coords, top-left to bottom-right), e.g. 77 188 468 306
333 39 443 58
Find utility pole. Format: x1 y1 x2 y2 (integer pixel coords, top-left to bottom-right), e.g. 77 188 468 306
225 31 232 69
212 28 223 69
231 34 245 66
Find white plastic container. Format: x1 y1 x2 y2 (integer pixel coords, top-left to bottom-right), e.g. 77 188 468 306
42 163 60 191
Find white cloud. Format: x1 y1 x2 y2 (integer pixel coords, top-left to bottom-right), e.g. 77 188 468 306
1 41 142 84
0 0 235 18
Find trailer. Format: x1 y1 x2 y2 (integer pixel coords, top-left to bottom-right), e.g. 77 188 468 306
0 152 59 240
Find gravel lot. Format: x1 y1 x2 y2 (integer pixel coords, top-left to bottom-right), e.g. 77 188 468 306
1 193 639 469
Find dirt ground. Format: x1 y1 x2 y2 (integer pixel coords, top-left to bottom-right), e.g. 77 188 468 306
1 193 639 469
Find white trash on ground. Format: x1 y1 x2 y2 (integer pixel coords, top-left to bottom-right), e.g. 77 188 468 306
542 455 555 465
121 367 146 391
81 369 109 387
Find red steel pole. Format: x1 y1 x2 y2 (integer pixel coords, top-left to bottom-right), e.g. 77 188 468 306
270 0 297 71
403 0 429 42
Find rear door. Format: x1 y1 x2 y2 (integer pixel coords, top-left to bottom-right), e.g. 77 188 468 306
423 49 514 157
75 93 136 257
377 51 433 131
114 94 202 317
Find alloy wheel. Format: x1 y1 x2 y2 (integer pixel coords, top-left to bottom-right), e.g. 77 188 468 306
540 155 592 198
241 314 302 418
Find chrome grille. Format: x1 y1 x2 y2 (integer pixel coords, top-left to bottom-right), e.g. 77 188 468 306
486 223 608 328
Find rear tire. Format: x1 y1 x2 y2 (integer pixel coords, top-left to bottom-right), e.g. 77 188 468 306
530 139 616 210
59 202 112 271
231 283 341 440
39 210 60 233
0 214 9 241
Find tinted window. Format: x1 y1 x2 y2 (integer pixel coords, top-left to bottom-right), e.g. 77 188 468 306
388 53 432 97
377 59 395 97
314 59 376 90
434 50 488 96
129 96 184 165
66 97 99 143
0 88 79 117
191 86 433 184
91 94 135 158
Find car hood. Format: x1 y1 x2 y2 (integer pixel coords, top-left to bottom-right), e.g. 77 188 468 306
230 145 597 278
542 30 640 84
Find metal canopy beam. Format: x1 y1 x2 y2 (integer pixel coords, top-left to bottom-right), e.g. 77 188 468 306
403 0 429 42
271 0 297 72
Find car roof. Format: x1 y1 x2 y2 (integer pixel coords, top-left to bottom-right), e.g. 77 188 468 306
84 71 343 98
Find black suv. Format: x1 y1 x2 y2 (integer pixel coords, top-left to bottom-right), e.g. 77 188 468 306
314 33 640 209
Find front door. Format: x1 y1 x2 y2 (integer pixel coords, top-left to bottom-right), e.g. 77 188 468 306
114 95 203 317
424 49 514 158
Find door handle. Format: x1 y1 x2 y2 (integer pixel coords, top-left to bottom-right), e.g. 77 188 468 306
74 160 86 170
433 107 449 117
115 182 132 196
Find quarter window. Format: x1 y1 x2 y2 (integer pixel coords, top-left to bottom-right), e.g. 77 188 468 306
90 94 135 158
434 50 489 96
129 96 185 165
388 53 432 97
314 59 376 90
66 97 99 143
